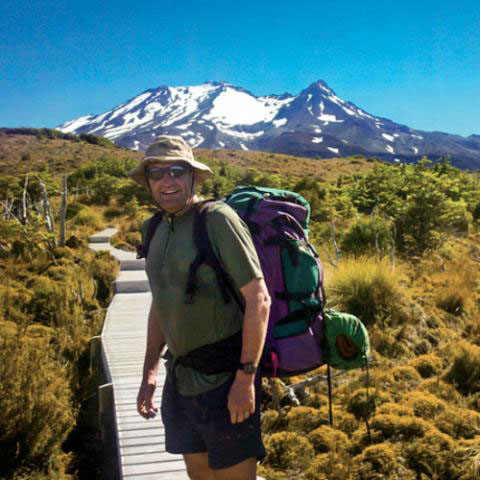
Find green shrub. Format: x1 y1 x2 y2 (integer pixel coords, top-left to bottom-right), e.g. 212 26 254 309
340 217 393 257
328 257 408 325
446 341 480 395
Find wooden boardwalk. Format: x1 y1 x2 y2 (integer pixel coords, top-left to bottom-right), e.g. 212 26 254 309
89 229 189 479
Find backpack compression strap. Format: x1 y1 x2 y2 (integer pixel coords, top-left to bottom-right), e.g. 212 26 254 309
136 211 164 259
184 201 245 311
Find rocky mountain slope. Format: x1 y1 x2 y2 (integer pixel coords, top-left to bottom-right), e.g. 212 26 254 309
58 80 480 169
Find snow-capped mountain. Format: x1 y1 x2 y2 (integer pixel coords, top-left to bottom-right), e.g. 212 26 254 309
58 80 480 169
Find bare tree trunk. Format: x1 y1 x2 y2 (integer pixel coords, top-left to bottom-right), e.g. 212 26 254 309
59 174 68 247
2 196 13 220
390 224 396 271
331 222 340 264
38 178 54 235
21 174 29 224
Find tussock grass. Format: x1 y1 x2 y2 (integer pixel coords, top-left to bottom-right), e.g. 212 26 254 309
328 257 408 326
445 341 480 395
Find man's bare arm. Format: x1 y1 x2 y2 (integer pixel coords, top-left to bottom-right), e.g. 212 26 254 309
137 303 166 419
228 277 270 424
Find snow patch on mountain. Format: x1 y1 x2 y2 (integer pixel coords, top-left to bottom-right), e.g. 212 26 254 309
204 88 283 125
382 133 395 142
273 118 287 127
60 115 94 133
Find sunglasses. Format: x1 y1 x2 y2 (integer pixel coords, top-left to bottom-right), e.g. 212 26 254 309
145 164 191 181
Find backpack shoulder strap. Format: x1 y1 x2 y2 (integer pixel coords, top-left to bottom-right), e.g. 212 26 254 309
184 200 245 311
136 211 164 259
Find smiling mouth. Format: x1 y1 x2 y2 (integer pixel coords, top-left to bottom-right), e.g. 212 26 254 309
161 190 179 195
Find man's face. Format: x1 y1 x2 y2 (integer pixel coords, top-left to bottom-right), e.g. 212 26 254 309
146 162 195 213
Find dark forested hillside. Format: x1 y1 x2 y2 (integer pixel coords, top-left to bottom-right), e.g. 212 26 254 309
1 130 480 479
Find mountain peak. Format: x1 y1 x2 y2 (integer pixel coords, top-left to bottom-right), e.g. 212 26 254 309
303 80 335 95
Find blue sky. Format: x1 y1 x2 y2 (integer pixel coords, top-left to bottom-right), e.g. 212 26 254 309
1 0 479 136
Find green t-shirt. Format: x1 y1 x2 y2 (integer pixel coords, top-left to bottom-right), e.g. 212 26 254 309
142 202 262 395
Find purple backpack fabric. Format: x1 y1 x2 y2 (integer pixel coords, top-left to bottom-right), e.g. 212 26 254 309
224 186 326 377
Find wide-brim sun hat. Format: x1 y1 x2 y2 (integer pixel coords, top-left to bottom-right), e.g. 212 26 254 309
128 135 213 185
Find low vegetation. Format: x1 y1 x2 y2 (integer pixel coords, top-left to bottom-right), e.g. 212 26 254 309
0 129 480 479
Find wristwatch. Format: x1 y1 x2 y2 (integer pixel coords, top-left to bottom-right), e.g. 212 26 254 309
239 362 258 374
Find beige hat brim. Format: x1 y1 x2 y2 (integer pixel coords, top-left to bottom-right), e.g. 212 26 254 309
128 156 213 186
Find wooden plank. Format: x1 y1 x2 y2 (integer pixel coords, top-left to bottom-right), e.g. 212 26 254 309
123 460 187 476
123 469 189 480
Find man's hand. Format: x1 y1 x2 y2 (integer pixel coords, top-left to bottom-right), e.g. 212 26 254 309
227 372 255 424
137 380 158 419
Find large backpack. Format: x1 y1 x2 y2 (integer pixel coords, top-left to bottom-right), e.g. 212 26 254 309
138 186 369 377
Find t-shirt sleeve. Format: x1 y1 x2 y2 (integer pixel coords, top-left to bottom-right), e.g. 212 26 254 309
205 203 263 289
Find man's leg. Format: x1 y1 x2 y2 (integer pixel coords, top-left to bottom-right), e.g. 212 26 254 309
183 452 214 480
213 457 257 480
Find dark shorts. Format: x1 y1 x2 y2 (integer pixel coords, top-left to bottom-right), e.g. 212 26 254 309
160 373 266 470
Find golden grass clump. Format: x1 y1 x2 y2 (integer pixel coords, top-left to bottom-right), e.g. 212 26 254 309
286 406 325 433
328 257 408 326
303 452 353 480
346 388 391 420
375 402 414 417
404 428 456 479
351 443 413 480
410 352 444 378
262 431 315 474
0 330 75 476
435 407 480 439
71 205 104 229
388 365 422 391
402 391 447 420
261 409 287 433
369 413 430 442
308 425 352 453
434 263 478 316
454 437 480 480
445 340 480 395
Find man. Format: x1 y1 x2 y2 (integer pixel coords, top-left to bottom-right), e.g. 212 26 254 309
130 136 271 480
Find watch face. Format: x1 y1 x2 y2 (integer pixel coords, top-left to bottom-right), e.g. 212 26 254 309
242 363 257 374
